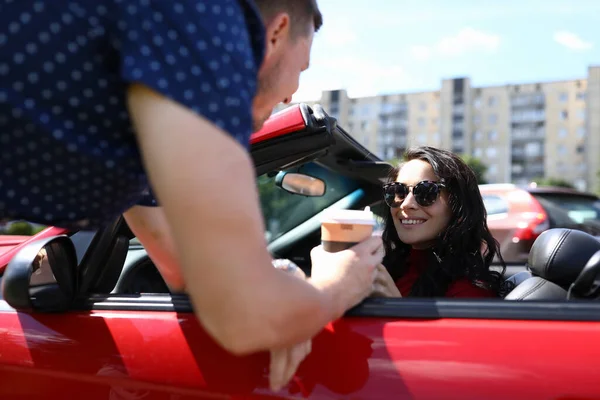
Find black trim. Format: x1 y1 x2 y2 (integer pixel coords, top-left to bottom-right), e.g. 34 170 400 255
68 294 600 322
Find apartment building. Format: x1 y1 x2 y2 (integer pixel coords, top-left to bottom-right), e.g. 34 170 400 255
276 65 600 192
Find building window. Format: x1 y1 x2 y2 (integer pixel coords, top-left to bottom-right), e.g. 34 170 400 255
558 128 568 138
488 114 498 125
558 92 568 103
386 147 394 160
361 105 371 117
488 130 498 141
474 131 483 141
418 117 426 127
577 145 585 154
473 148 483 158
559 110 568 121
432 132 440 144
418 133 427 144
486 147 497 158
525 142 542 157
474 97 482 109
557 144 567 156
488 96 497 107
576 92 586 101
419 102 427 111
473 115 481 125
577 127 586 137
577 109 586 120
488 164 498 176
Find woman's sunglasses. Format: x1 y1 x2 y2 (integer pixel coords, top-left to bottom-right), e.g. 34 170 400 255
383 179 446 208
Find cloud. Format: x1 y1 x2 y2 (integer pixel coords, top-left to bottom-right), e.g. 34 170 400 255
410 45 433 61
553 31 593 51
291 56 411 102
410 28 501 61
319 17 358 47
437 27 501 56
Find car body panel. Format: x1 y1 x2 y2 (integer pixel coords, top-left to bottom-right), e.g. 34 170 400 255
249 105 307 145
0 235 29 257
2 303 600 399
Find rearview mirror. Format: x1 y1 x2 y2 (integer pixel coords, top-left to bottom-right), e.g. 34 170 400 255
275 172 326 197
1 236 77 312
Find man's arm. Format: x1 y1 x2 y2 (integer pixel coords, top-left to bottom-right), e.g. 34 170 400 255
126 84 343 355
123 205 185 292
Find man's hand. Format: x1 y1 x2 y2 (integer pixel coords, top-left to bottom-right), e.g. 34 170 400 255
309 236 384 317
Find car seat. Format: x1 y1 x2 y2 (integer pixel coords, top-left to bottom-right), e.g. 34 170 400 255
505 228 600 300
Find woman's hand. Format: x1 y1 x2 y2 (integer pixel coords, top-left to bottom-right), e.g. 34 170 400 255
371 264 402 298
269 259 312 391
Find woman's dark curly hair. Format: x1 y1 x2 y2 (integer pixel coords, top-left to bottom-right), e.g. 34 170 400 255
382 146 508 297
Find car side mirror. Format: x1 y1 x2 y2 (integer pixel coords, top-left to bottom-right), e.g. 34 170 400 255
275 172 326 197
568 249 600 299
1 235 77 312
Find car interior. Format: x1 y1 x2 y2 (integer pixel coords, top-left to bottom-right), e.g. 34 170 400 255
3 104 600 314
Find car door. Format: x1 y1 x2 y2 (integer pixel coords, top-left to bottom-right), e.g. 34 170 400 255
3 290 600 399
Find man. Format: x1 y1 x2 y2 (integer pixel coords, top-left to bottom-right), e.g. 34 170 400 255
1 0 383 389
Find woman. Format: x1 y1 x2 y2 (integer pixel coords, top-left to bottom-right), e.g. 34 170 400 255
372 146 508 298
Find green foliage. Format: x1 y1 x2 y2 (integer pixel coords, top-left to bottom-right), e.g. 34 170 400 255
532 177 575 189
460 155 488 184
0 221 47 236
5 221 34 235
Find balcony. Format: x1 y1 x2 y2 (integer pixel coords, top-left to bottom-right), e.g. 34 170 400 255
511 109 546 124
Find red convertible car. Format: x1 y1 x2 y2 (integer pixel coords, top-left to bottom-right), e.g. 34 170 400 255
2 104 600 399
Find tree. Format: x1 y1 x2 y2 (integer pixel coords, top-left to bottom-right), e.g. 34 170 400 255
5 221 34 236
460 155 488 184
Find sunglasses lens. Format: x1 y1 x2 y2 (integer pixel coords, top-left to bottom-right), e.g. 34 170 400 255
384 184 408 207
413 181 440 207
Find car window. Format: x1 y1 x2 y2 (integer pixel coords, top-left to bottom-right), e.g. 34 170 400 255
532 194 600 224
482 195 509 215
258 162 361 243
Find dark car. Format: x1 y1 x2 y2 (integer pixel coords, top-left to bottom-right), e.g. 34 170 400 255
480 183 600 264
2 104 600 399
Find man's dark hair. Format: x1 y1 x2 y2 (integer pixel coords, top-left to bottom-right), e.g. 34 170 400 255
253 0 323 37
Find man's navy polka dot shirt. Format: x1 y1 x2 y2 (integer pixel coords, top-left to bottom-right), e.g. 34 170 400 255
0 0 265 230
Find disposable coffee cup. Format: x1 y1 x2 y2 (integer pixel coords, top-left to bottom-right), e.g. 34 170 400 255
321 207 376 252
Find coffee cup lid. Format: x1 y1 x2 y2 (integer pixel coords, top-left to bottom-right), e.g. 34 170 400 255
321 208 376 225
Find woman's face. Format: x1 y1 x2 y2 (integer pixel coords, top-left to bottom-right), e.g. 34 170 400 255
391 159 453 249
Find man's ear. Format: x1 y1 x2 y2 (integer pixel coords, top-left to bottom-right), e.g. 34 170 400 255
263 12 291 59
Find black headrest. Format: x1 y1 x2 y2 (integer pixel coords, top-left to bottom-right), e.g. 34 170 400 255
529 228 600 288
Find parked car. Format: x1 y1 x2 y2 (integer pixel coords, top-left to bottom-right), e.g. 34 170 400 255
480 183 600 264
2 104 600 399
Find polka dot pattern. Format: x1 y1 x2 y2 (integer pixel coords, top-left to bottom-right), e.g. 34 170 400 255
0 0 266 230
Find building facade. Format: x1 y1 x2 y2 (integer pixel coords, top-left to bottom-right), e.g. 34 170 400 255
277 66 600 193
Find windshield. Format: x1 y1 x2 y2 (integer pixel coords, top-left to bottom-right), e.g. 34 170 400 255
258 162 361 243
532 193 600 224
